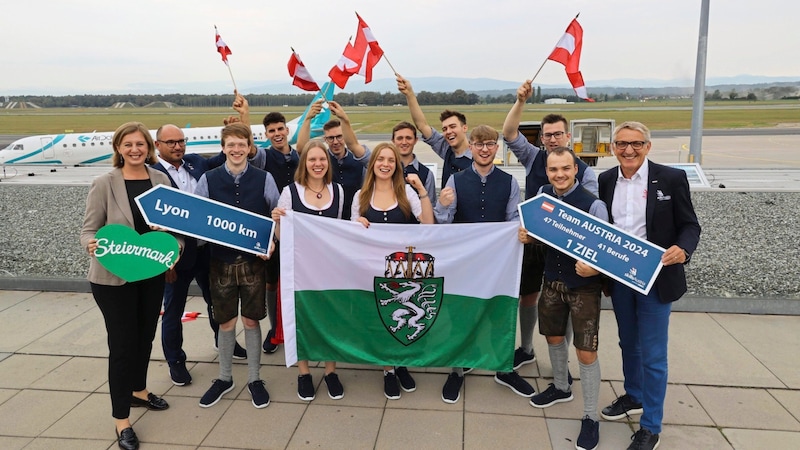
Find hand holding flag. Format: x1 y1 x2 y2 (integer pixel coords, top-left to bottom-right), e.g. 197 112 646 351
288 49 321 92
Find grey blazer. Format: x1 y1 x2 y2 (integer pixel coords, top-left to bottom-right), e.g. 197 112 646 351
80 167 180 285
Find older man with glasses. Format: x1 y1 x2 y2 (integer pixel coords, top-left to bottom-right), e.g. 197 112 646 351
298 100 371 220
598 121 701 450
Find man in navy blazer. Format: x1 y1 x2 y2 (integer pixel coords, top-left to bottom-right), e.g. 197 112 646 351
597 121 700 450
151 124 245 387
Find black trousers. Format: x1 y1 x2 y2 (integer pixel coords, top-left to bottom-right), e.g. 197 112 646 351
92 276 164 419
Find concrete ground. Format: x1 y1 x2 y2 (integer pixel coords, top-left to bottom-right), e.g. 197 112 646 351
0 289 798 449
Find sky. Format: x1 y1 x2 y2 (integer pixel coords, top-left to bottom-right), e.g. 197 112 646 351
2 0 799 95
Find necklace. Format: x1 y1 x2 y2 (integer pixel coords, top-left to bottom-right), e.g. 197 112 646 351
307 184 325 199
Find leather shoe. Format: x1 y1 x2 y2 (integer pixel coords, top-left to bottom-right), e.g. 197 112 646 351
130 392 169 410
116 426 139 450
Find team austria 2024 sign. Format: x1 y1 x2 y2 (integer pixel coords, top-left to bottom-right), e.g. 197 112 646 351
519 194 666 295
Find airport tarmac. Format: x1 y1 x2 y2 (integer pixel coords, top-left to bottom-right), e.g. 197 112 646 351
0 289 798 449
3 131 800 190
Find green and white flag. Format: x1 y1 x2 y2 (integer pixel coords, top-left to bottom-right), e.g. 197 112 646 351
280 211 523 371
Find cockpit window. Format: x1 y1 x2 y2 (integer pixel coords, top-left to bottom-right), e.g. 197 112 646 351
13 144 23 150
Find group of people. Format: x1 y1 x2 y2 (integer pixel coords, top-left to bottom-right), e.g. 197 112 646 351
81 75 700 450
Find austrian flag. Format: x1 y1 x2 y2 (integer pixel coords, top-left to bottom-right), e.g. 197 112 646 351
288 51 321 92
328 13 384 89
548 18 594 102
215 27 232 65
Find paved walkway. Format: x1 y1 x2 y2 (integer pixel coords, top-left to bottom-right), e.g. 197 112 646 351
0 289 798 449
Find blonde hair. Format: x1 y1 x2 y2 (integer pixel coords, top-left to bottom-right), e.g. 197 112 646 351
112 122 156 167
358 142 411 219
295 139 333 186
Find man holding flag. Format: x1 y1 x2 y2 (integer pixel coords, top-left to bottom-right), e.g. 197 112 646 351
502 81 598 374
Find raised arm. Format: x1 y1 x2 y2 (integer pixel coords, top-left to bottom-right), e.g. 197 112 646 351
296 99 323 152
502 80 533 141
328 101 366 158
397 74 433 139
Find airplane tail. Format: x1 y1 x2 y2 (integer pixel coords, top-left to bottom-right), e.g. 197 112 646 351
287 81 336 146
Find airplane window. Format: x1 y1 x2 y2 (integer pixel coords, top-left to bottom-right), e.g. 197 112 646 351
63 144 67 148
14 144 23 150
91 143 95 146
82 143 86 146
73 144 77 147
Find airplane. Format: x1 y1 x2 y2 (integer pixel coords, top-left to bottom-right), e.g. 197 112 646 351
0 82 335 166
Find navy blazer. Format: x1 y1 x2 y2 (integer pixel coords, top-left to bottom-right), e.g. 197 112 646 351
598 161 701 303
150 153 226 271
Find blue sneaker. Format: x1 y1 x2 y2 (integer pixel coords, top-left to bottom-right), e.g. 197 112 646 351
199 379 234 408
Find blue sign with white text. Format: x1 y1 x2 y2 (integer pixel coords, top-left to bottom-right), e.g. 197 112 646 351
135 185 274 256
518 194 665 294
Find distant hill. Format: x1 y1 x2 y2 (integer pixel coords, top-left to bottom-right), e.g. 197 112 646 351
5 75 799 97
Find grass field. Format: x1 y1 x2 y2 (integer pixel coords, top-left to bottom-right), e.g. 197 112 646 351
1 100 798 135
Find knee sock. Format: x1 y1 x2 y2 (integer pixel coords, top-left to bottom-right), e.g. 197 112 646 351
548 339 570 392
266 290 278 330
218 328 235 382
579 359 601 422
451 367 464 377
565 316 574 348
519 304 538 354
245 326 262 384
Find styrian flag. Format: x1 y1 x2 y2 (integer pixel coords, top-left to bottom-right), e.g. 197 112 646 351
548 18 594 102
280 212 522 371
288 51 321 92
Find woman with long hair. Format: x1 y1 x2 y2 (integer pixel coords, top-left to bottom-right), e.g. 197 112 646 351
271 139 346 402
351 142 433 399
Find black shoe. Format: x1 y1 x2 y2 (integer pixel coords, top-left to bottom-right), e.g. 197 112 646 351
512 347 536 370
248 380 270 408
576 416 599 450
530 383 573 408
601 394 643 421
116 427 139 450
233 342 247 359
130 393 169 410
169 361 192 386
324 372 344 399
262 329 279 353
494 371 535 397
441 372 463 404
628 428 660 450
199 379 235 408
383 371 401 400
395 366 416 392
297 374 315 401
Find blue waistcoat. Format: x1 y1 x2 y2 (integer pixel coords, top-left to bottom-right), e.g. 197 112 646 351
403 161 432 195
263 147 299 192
442 149 473 189
542 184 603 288
206 166 271 263
452 168 512 223
330 150 364 220
288 182 341 218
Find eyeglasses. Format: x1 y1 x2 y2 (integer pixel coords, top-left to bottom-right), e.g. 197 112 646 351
542 131 566 140
158 139 187 147
471 141 498 150
324 135 344 143
614 141 648 150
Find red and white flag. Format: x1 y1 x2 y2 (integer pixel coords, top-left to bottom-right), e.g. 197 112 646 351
352 13 384 83
328 40 362 89
215 27 232 65
548 18 594 102
328 13 384 89
288 51 320 92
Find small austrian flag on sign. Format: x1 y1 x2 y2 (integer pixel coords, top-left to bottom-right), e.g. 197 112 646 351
541 201 555 213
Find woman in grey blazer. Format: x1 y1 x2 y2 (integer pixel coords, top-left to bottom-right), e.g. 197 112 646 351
80 122 179 450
